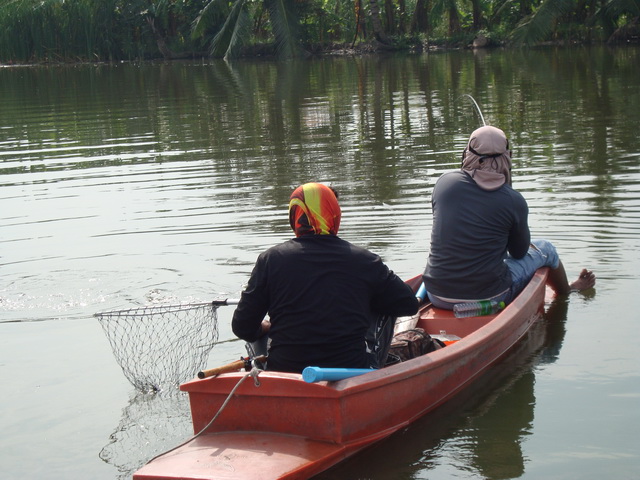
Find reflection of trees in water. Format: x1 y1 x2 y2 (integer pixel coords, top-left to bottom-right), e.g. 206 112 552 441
99 390 192 480
464 296 570 479
316 297 571 480
3 49 636 238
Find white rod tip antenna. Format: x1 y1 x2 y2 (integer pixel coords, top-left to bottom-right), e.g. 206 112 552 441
463 94 487 126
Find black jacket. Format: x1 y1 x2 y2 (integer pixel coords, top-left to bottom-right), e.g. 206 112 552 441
232 235 418 373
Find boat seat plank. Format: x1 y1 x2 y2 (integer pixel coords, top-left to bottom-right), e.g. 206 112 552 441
133 432 347 480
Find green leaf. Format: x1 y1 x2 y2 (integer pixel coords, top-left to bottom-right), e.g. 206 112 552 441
510 0 575 46
264 0 306 59
211 0 251 59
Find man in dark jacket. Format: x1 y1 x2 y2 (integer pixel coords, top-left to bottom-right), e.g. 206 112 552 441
232 182 418 373
422 125 595 309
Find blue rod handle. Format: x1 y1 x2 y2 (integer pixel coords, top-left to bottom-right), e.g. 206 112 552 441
302 366 374 383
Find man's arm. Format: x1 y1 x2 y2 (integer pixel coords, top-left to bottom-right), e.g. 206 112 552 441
231 258 270 343
507 193 530 259
371 263 419 317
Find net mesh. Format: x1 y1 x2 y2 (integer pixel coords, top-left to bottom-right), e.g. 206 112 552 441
95 302 219 392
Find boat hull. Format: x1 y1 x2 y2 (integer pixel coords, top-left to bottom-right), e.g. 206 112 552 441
134 268 549 480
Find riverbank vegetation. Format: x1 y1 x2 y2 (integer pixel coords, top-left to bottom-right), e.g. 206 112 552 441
0 0 638 63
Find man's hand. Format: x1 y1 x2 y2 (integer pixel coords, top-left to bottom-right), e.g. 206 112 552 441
260 319 271 335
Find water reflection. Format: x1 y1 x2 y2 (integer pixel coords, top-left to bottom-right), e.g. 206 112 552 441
99 391 191 480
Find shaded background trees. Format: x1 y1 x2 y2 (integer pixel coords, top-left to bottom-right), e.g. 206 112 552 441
0 0 638 63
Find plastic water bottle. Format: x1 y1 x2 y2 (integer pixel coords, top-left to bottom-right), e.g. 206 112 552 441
453 300 505 318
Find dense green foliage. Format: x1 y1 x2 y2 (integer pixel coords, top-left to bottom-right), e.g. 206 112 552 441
0 0 638 62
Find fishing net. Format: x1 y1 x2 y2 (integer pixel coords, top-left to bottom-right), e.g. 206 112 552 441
95 302 220 392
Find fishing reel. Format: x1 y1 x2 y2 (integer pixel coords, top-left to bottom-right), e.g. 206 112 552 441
245 336 269 370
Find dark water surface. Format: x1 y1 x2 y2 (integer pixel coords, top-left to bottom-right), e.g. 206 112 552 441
1 46 639 479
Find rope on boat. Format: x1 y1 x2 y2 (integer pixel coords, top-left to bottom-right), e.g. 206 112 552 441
143 366 264 465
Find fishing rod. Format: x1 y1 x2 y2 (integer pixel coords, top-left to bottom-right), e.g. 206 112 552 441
461 94 487 126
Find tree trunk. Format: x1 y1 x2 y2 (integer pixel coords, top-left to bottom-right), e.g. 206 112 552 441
397 0 406 33
369 0 392 44
448 5 460 35
471 0 482 30
411 0 430 34
146 16 175 60
384 0 395 34
352 0 367 46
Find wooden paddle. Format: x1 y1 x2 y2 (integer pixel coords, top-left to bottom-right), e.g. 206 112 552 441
197 355 267 379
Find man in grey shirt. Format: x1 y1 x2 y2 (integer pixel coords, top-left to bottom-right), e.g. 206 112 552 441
422 126 595 309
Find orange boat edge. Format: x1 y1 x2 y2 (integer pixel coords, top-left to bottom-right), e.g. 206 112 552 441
133 268 550 480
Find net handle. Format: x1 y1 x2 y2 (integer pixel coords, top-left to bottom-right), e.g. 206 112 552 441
212 298 240 306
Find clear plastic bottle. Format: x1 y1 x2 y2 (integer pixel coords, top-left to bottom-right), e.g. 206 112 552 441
453 300 506 318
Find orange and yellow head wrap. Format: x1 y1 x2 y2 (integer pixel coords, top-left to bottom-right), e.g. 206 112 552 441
288 183 341 237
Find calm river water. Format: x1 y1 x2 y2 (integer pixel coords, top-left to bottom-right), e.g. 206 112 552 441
1 46 639 479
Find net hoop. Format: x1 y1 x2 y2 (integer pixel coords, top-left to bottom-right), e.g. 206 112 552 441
95 301 222 392
95 302 215 319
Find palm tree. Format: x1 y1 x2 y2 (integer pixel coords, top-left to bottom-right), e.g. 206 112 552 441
470 0 483 29
509 0 583 46
132 0 206 59
599 0 640 43
509 0 640 46
411 0 431 34
369 0 392 43
192 0 307 59
601 0 640 17
431 0 461 36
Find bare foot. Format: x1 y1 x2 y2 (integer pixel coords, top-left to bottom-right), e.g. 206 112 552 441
569 268 596 291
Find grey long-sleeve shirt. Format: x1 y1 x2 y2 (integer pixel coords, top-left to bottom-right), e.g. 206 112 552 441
423 170 530 300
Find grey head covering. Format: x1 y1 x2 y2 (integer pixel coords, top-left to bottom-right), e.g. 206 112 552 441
461 125 512 191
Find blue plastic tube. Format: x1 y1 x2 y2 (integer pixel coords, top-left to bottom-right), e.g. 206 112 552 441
302 366 374 383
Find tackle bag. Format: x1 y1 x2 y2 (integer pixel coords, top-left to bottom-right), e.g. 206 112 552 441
388 328 444 363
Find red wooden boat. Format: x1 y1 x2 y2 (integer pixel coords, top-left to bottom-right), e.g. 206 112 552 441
133 268 550 480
